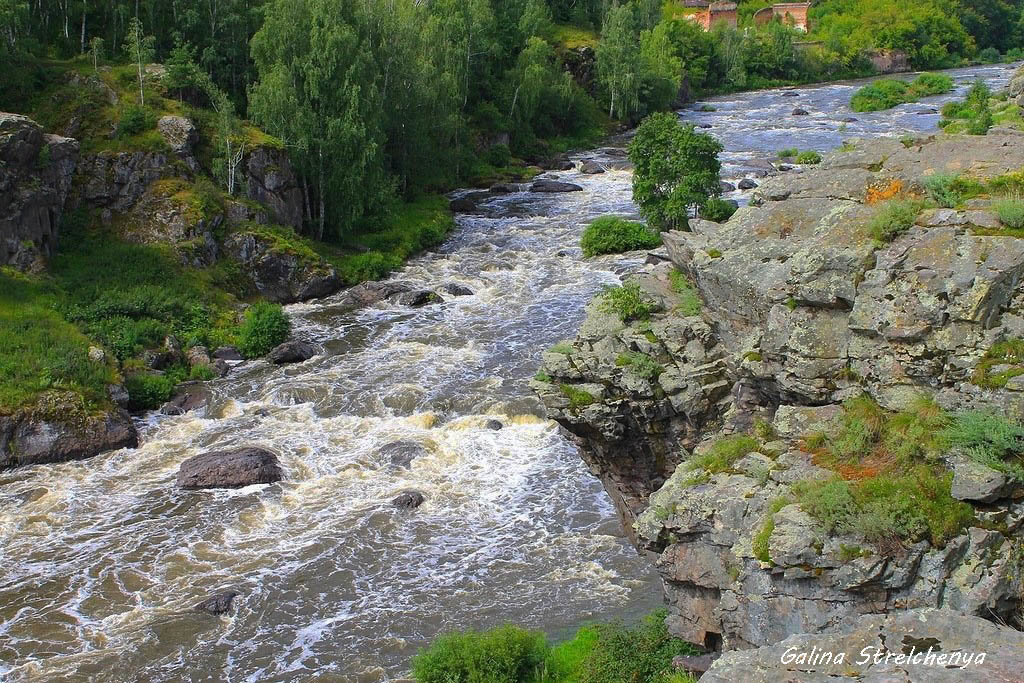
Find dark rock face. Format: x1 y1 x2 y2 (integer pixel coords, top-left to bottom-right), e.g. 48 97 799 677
223 231 341 303
702 610 1024 682
195 591 239 615
719 181 736 192
267 341 316 365
541 157 575 171
490 182 526 194
579 160 605 174
442 283 474 297
396 290 441 307
0 113 79 270
782 91 800 97
76 150 170 212
380 441 428 469
160 384 212 417
392 490 426 510
0 394 138 470
530 180 583 193
213 346 244 361
562 46 596 94
449 197 480 214
177 447 283 490
792 108 809 116
485 419 503 430
245 145 303 230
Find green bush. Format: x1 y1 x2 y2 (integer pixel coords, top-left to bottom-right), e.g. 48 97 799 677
598 283 656 322
411 624 548 683
869 199 924 242
979 47 1001 64
850 74 953 112
580 216 661 257
777 148 799 159
972 339 1024 388
794 467 973 548
699 198 737 223
994 199 1024 229
942 412 1024 482
615 352 663 380
572 610 698 683
484 143 513 168
237 302 290 358
795 150 822 165
560 383 596 409
117 104 155 137
923 173 963 208
124 372 176 411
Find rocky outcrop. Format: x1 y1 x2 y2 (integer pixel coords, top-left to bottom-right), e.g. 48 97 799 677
121 182 221 266
536 132 1024 650
245 145 303 230
0 392 137 469
177 446 283 489
75 150 172 213
701 609 1024 682
0 113 79 270
223 229 340 303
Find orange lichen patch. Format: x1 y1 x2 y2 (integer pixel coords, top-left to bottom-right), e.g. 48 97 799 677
812 449 895 481
866 178 904 204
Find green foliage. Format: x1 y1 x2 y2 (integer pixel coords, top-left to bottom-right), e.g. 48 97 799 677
979 47 1002 63
752 497 789 563
699 198 737 223
598 283 656 322
869 199 924 242
994 200 1024 229
0 270 119 413
795 150 822 165
972 339 1024 388
548 342 574 355
941 412 1024 482
777 148 799 159
116 105 156 138
560 384 596 409
123 372 176 412
580 217 661 257
569 611 698 683
615 352 663 380
668 270 702 316
794 468 974 548
850 74 953 112
923 173 981 208
628 113 723 231
689 435 760 474
533 371 552 383
237 302 290 359
411 624 548 683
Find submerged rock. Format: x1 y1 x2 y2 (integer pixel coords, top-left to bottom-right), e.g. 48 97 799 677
442 282 474 297
396 289 441 307
380 440 429 469
195 591 239 615
392 490 426 510
267 341 316 365
177 447 283 490
485 419 504 430
529 180 583 193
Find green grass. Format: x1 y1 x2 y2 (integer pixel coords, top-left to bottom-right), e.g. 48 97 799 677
777 148 799 158
688 435 761 475
795 150 822 165
598 283 657 322
972 339 1024 389
850 73 954 112
411 610 697 683
615 352 664 380
793 468 973 549
668 270 701 316
580 217 661 257
752 497 789 563
923 173 984 209
869 199 925 242
317 195 454 286
699 198 737 223
548 341 574 355
549 23 599 49
994 199 1024 229
942 412 1024 482
560 384 596 409
0 269 119 414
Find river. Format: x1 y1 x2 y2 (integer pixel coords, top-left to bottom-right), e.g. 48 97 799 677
0 62 1019 682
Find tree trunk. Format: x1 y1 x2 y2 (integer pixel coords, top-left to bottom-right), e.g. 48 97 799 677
80 2 86 53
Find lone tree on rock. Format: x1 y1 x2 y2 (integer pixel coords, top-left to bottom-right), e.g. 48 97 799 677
628 112 723 231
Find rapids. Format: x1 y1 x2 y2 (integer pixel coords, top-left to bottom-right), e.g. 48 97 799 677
0 62 1019 681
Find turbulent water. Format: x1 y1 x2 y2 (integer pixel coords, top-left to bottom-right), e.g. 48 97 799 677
0 62 1020 682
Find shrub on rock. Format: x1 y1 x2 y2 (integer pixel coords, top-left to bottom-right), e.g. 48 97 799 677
580 216 661 257
238 302 290 358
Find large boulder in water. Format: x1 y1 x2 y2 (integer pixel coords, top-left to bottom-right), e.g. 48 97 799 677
195 591 239 615
392 490 426 510
267 340 316 364
530 180 583 193
380 440 429 469
579 160 605 174
177 447 283 490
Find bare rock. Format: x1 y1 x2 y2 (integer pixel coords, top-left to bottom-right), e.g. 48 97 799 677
392 490 426 510
195 591 239 615
157 115 198 156
177 447 283 490
530 180 583 193
267 341 316 365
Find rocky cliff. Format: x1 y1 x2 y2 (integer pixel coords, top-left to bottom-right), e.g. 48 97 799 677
535 132 1024 652
0 113 79 270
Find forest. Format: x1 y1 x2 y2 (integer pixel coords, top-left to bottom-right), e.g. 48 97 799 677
3 0 1024 238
